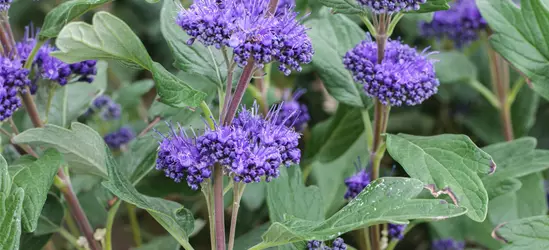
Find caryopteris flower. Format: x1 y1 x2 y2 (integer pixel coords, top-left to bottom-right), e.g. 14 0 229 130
306 238 348 250
344 168 371 200
104 127 135 149
176 0 313 75
273 89 310 132
85 95 122 120
156 123 212 190
0 57 30 121
388 223 406 240
343 37 439 106
357 0 427 14
432 238 465 250
197 103 301 183
0 0 11 12
420 0 486 47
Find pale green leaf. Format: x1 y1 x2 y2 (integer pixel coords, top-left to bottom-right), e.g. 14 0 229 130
317 0 450 14
432 51 477 84
136 235 179 250
251 177 467 249
0 155 24 250
477 0 549 100
102 151 195 249
39 0 111 39
114 80 155 108
13 123 108 177
386 134 495 222
10 149 63 232
493 215 549 250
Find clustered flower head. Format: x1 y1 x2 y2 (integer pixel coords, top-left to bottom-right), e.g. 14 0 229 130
420 0 486 47
15 25 98 88
344 168 371 200
156 104 301 189
273 89 310 132
432 238 465 250
85 95 121 120
388 223 406 240
343 36 439 106
104 127 135 149
306 238 347 250
176 0 314 75
0 0 11 12
357 0 427 14
0 57 29 121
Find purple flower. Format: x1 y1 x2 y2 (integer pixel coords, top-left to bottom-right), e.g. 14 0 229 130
197 103 301 183
357 0 427 14
432 238 465 250
420 0 486 47
273 89 310 132
331 238 347 250
307 240 322 250
15 26 38 62
0 57 30 121
306 238 347 250
176 0 313 75
388 223 406 240
343 37 439 106
104 127 135 149
276 0 295 15
344 168 371 200
85 95 121 120
156 123 212 190
0 0 11 12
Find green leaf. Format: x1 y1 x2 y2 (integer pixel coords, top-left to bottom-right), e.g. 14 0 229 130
267 167 324 223
492 215 549 250
117 135 158 183
102 151 195 249
10 149 63 232
39 0 111 39
316 0 449 14
0 155 24 250
511 85 539 137
114 80 155 108
160 0 226 88
484 178 522 200
13 123 108 177
431 52 477 84
303 104 366 165
251 177 467 249
136 235 179 250
242 181 266 211
34 194 65 236
414 0 451 13
385 134 495 222
234 223 271 250
476 0 549 100
305 8 369 108
52 11 205 107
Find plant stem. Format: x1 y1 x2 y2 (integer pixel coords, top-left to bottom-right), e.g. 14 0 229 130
213 164 226 250
487 47 513 141
247 84 268 116
105 201 121 250
202 181 217 250
55 170 101 250
127 203 142 247
58 226 86 250
468 79 500 109
228 183 246 250
223 58 255 125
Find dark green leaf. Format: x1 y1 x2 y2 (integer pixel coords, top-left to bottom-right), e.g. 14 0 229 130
118 135 158 183
251 178 467 249
305 8 369 108
267 167 324 223
51 11 206 107
13 123 108 177
34 194 64 236
39 0 111 39
512 85 539 137
136 235 179 250
492 215 549 250
242 181 266 211
386 134 495 222
234 223 271 250
432 52 477 84
10 149 63 232
102 151 195 249
316 0 364 14
413 0 451 13
0 155 24 250
477 0 549 100
115 80 155 108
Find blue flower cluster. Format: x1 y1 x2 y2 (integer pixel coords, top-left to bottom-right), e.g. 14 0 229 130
388 223 406 240
344 168 371 199
85 95 121 120
156 104 301 190
104 127 135 149
306 238 347 250
273 89 310 132
15 26 98 88
0 57 30 121
420 0 486 47
0 0 11 12
357 0 427 14
432 238 465 250
343 38 439 106
176 0 313 75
